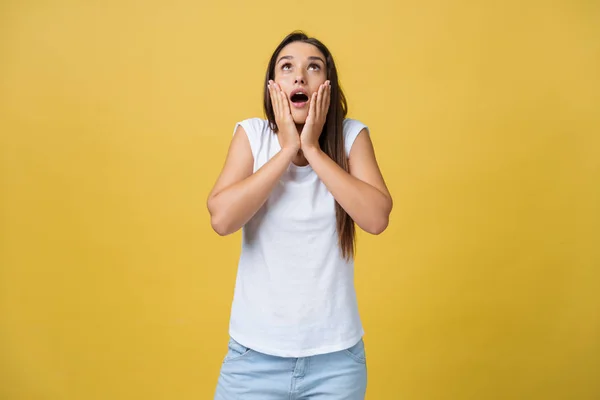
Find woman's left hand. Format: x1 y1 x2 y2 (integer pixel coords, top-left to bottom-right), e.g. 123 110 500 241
300 80 331 151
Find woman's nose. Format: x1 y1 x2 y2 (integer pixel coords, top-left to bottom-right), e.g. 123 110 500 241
294 76 306 85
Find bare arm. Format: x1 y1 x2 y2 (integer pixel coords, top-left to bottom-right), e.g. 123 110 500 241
207 125 296 236
303 129 393 234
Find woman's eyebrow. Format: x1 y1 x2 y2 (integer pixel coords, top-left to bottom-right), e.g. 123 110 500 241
276 55 326 65
276 55 293 64
308 56 325 64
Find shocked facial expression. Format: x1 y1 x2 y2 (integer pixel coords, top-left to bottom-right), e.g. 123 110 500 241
273 41 328 124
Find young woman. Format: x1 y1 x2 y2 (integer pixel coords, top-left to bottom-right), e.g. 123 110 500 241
207 31 393 400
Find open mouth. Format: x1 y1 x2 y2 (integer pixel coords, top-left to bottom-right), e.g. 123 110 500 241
290 91 309 106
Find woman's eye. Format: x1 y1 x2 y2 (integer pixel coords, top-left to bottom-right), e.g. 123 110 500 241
309 64 321 71
281 63 292 71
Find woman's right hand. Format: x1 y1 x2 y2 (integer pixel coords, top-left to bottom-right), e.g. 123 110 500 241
268 80 300 153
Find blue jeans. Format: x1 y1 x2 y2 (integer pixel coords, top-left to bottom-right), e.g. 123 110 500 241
214 337 367 399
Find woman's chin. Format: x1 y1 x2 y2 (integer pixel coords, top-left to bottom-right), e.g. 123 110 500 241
291 112 308 125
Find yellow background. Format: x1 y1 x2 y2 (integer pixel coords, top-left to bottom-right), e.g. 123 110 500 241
1 0 599 399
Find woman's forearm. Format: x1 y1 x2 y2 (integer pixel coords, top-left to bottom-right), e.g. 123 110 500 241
208 148 296 236
303 146 392 234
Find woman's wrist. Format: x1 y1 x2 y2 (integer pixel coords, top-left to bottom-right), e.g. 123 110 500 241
301 144 323 159
280 146 299 160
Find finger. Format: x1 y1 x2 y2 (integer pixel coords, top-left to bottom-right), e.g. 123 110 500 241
280 88 292 116
270 81 282 118
324 81 331 113
268 80 277 111
309 92 317 121
278 83 293 117
276 82 288 118
317 83 326 119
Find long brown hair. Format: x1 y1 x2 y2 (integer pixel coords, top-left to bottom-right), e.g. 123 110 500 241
263 31 355 260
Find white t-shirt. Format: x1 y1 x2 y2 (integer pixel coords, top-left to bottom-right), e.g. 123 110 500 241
228 117 368 358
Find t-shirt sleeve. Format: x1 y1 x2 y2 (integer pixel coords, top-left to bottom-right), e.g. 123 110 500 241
233 118 266 160
343 119 369 157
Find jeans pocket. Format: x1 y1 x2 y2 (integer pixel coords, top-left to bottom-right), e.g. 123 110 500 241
343 338 367 364
223 337 253 363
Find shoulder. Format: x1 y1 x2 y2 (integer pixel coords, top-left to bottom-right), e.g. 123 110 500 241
233 118 270 137
343 118 369 134
343 118 370 157
232 118 271 159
